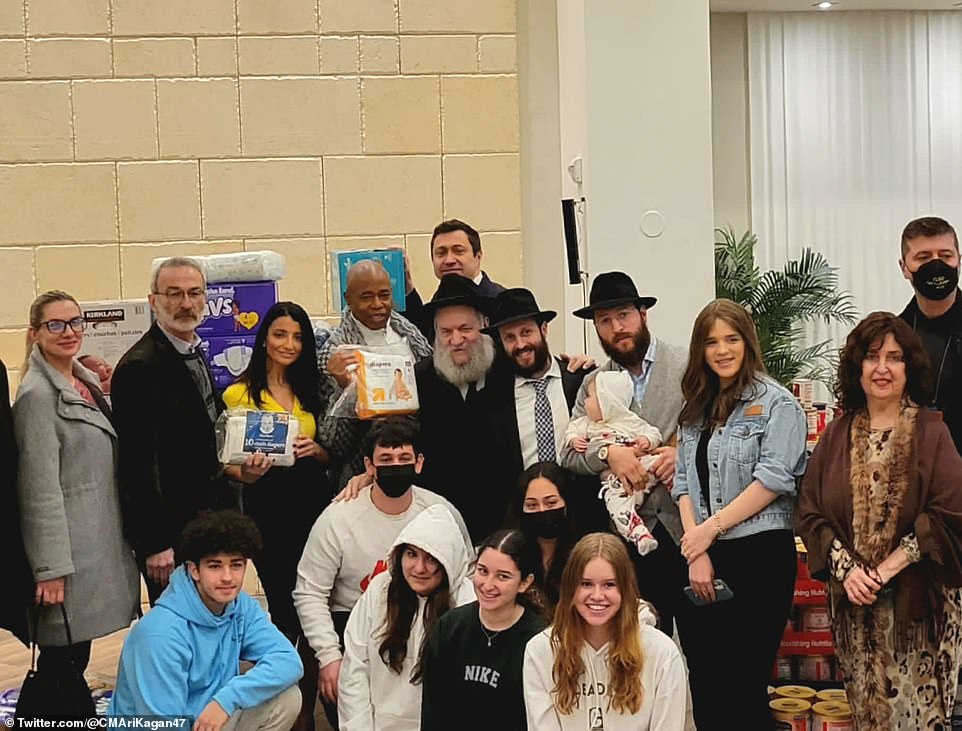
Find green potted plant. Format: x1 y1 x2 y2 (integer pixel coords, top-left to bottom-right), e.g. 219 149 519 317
714 227 858 387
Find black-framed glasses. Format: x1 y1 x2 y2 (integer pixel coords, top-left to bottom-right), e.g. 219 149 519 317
154 288 205 302
41 317 85 334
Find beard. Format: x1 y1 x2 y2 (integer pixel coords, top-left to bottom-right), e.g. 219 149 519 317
509 337 552 378
158 309 204 336
433 334 496 388
600 324 651 370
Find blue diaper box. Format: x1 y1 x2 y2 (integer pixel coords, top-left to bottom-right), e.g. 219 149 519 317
198 280 278 338
200 334 257 391
330 249 406 312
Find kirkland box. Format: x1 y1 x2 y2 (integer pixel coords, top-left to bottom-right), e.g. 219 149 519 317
330 249 406 312
79 299 152 366
198 281 278 338
201 334 257 391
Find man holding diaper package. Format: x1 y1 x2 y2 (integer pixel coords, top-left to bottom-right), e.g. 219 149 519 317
112 257 244 605
317 259 432 488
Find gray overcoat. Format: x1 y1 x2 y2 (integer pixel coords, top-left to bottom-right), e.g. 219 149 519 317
13 346 139 645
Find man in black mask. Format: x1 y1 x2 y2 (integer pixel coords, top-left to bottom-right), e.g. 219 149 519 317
898 216 962 451
294 417 471 729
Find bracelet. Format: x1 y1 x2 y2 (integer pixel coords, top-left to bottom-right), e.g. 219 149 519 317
714 511 726 536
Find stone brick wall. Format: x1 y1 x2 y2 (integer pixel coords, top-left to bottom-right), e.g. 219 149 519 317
0 0 522 387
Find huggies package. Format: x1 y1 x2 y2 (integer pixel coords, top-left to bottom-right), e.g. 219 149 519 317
217 408 301 467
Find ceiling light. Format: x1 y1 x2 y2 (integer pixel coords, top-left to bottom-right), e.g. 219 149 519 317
814 1 835 7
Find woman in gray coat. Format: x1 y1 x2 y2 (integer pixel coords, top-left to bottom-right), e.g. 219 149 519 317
13 290 139 678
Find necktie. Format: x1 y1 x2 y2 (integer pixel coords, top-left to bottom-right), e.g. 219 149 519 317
530 378 556 462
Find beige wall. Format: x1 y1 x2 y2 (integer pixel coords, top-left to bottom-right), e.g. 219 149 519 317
710 12 751 236
0 0 522 387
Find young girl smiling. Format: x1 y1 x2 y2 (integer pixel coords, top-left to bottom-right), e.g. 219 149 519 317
523 533 686 730
420 529 548 731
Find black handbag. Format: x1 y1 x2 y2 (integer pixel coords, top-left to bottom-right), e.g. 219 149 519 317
15 604 96 720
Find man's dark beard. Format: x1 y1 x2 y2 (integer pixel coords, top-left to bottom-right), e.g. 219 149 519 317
510 337 552 378
600 325 650 369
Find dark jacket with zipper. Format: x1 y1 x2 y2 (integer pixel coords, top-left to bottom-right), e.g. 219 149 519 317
899 290 962 452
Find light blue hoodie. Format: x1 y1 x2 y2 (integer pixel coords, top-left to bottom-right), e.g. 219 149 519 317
108 565 303 718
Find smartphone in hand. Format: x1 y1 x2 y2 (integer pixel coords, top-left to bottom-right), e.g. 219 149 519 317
683 579 734 605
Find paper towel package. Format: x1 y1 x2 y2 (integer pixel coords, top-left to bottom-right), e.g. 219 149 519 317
202 334 256 391
219 410 300 466
203 250 286 283
79 299 152 366
198 281 278 338
150 250 286 285
330 249 406 312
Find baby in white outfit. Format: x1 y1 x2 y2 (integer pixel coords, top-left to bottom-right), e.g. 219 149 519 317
565 370 662 555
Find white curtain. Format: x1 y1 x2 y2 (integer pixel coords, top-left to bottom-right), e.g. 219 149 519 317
747 10 962 359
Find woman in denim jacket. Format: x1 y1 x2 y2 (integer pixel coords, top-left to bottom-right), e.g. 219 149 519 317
672 299 807 731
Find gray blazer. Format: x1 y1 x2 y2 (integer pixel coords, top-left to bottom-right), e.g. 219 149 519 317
561 338 688 543
14 347 139 645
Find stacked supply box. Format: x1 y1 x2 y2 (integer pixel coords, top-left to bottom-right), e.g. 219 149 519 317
198 281 278 391
330 248 406 312
79 299 152 365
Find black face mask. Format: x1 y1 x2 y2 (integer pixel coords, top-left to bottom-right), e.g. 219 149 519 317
376 464 417 498
521 507 566 539
912 259 959 301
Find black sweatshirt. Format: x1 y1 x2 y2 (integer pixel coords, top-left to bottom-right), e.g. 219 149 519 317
420 601 548 731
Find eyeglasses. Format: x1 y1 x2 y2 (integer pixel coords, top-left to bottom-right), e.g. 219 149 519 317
154 288 205 302
41 317 85 334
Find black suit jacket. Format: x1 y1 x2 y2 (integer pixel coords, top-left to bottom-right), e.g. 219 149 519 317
488 356 589 483
415 357 513 543
401 271 505 337
0 359 32 644
111 323 235 559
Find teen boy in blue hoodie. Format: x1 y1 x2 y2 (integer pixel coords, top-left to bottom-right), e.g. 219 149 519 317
110 510 303 729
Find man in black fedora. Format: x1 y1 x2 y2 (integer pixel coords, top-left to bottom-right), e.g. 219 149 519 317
561 271 691 637
414 274 510 542
483 288 590 464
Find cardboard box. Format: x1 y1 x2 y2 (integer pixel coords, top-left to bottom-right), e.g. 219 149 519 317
201 334 257 391
79 299 152 366
198 281 278 338
330 249 406 312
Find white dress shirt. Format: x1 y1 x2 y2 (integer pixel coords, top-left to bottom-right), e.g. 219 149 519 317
355 320 402 346
514 359 569 468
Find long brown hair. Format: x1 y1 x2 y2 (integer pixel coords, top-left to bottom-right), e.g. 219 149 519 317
378 543 452 683
550 533 644 715
22 290 81 375
679 298 766 428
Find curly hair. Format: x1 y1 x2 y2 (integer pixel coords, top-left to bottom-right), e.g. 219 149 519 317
679 298 767 428
835 312 932 413
179 510 262 565
550 533 644 716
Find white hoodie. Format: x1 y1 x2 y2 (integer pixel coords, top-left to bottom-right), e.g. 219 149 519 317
523 604 687 731
338 504 477 731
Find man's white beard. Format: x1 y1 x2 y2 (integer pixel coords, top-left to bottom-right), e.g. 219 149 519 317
433 334 496 387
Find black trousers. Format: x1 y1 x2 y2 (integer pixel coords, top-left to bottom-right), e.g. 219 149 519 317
630 522 692 636
678 529 796 731
38 641 92 676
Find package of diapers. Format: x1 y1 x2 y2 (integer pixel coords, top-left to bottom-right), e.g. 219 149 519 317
202 251 286 283
329 341 419 419
217 408 301 467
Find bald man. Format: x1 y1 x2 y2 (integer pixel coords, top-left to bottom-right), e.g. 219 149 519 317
317 260 432 487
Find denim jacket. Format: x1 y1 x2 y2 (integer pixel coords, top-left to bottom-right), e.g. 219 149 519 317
672 374 807 540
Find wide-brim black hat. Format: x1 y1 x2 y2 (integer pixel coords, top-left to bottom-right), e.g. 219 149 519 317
482 287 557 334
572 271 657 319
422 274 493 317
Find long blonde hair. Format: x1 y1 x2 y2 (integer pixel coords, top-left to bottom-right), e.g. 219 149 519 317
550 533 644 715
22 290 80 375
